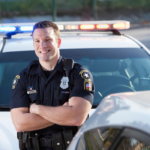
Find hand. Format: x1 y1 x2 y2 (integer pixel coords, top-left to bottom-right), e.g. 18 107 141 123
63 102 69 106
29 103 38 114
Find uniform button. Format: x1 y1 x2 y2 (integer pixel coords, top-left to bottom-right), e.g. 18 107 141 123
45 97 48 100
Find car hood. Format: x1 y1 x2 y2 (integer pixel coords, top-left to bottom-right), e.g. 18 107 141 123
0 112 19 150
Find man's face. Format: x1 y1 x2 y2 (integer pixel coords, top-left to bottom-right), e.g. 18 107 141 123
33 27 61 62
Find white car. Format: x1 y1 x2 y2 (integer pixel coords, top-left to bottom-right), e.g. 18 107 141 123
0 21 150 149
68 90 150 150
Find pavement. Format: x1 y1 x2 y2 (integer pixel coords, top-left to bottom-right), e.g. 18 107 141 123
130 23 150 29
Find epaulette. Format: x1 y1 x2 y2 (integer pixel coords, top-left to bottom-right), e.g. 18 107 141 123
74 63 85 71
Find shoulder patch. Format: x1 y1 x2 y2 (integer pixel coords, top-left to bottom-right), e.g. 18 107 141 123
84 81 92 91
79 70 92 91
12 75 20 89
79 70 91 81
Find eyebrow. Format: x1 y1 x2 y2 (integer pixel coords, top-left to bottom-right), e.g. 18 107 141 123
33 37 52 40
45 37 52 39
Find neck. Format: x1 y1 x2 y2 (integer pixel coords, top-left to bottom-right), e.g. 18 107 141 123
39 54 60 71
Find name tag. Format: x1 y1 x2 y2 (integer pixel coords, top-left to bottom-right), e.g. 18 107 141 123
27 90 37 94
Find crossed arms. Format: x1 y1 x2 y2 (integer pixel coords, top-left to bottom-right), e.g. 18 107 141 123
11 97 92 132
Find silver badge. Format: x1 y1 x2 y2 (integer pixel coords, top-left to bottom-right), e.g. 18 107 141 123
60 77 69 89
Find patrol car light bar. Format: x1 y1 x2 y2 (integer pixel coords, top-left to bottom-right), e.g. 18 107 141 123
20 25 64 32
20 26 33 31
78 22 129 30
63 21 129 31
0 21 130 34
96 24 110 29
0 26 16 32
113 22 130 30
79 24 95 30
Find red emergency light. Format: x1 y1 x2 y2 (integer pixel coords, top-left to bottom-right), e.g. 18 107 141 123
96 24 110 30
79 24 95 30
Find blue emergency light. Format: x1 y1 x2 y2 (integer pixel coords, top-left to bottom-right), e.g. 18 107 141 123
20 26 33 32
0 26 16 32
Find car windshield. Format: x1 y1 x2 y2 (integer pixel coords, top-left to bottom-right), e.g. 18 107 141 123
0 48 150 107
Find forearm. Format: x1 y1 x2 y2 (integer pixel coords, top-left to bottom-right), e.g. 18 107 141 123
37 105 78 126
11 109 54 132
30 97 91 127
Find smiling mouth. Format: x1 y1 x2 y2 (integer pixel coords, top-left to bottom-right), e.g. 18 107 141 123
40 50 50 54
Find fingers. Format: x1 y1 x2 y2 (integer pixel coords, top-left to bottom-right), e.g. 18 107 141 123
63 102 69 106
29 103 37 113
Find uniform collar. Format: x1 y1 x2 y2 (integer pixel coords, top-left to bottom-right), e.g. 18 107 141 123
55 55 64 73
28 60 39 75
29 56 64 75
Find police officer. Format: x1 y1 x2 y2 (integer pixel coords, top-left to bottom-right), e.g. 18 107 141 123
10 21 95 150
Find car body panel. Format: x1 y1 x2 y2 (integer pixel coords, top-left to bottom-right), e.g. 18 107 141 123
3 34 140 52
68 90 150 150
0 112 19 150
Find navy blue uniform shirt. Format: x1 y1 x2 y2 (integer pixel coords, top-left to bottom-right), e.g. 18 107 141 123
10 56 94 136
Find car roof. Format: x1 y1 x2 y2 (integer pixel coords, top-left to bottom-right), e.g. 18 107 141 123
80 90 150 134
1 32 141 53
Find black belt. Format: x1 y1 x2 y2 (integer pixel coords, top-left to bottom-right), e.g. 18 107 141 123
40 137 53 147
31 130 73 150
17 130 73 150
39 130 73 148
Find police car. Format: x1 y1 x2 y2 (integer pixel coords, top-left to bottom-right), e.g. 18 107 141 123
68 91 150 150
0 20 150 149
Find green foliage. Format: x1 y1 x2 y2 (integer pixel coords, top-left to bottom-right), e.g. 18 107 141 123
99 0 150 9
0 0 149 16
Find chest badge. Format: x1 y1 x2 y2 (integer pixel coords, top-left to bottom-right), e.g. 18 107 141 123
60 77 69 89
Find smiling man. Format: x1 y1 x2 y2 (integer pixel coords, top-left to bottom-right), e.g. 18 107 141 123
10 21 94 150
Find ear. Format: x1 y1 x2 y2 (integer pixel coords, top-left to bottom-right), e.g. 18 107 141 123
57 39 61 48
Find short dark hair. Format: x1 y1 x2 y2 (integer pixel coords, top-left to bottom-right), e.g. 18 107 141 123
32 21 60 39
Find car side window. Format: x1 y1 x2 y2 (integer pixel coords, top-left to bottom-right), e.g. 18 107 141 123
76 127 121 150
121 59 135 79
116 137 150 150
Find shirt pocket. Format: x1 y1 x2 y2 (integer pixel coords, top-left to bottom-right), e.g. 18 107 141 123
54 89 70 105
29 93 39 103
